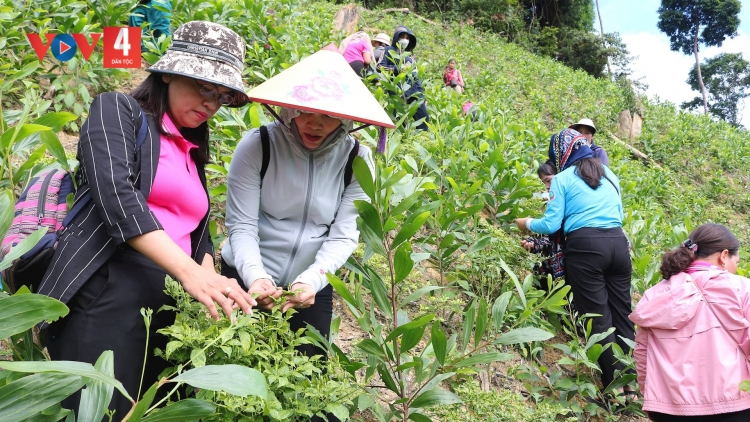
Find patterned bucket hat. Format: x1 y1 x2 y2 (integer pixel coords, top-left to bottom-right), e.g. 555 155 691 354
147 21 249 107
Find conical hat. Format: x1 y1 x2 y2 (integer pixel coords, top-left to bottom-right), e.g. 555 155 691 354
247 50 395 128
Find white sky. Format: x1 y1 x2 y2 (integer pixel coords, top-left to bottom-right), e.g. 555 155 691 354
595 0 750 127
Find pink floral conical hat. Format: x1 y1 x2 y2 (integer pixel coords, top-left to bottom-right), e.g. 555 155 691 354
247 50 395 129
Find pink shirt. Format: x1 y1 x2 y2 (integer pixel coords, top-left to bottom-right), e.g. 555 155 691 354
444 68 464 87
147 113 209 255
343 39 371 64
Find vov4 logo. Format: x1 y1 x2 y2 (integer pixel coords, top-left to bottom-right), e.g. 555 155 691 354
27 27 141 68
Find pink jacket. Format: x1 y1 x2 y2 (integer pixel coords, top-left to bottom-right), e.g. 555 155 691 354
630 266 750 416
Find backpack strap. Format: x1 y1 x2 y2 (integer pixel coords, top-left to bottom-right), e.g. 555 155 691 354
602 173 620 195
62 110 149 228
259 125 270 183
344 140 359 188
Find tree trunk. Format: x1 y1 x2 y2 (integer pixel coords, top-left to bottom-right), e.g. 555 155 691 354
595 0 611 76
692 20 708 114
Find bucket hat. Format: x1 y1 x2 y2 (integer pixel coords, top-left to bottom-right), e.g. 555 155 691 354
247 49 395 129
147 21 249 107
569 118 597 135
372 33 391 46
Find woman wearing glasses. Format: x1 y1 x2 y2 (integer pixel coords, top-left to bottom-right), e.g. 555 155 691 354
38 21 256 417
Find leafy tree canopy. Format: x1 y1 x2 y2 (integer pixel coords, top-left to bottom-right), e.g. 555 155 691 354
682 52 750 126
523 0 594 32
657 0 741 55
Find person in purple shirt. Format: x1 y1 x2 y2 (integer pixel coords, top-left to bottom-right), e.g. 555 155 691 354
570 118 609 166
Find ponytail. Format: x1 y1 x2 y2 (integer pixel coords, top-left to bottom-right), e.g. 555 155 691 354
574 158 604 190
660 223 740 279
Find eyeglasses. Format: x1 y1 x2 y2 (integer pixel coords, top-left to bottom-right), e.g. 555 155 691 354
193 79 235 106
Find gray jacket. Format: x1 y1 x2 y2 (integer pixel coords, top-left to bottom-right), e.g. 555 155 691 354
221 120 373 292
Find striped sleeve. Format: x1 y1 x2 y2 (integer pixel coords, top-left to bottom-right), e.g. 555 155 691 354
78 92 162 244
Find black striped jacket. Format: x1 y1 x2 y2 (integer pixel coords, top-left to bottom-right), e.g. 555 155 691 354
37 92 213 305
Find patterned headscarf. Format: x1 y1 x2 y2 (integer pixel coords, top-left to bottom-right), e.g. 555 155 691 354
548 128 593 171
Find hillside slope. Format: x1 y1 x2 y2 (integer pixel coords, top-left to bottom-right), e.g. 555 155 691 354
345 5 750 285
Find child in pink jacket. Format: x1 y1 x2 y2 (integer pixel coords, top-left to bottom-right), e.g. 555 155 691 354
630 223 750 421
443 59 464 93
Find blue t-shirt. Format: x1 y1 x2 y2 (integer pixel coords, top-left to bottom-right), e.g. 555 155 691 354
529 165 623 235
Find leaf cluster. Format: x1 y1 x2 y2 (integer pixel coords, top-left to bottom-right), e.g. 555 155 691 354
156 277 359 422
682 52 750 126
657 0 741 55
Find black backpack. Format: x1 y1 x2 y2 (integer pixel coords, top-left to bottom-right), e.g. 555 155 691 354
258 125 359 187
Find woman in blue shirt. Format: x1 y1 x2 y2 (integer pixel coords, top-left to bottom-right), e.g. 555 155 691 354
516 128 633 393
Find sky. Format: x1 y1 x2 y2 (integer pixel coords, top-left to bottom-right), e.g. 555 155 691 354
594 0 750 127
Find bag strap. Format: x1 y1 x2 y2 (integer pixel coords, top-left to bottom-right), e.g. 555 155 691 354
688 273 750 362
344 140 359 188
602 173 620 195
259 125 270 183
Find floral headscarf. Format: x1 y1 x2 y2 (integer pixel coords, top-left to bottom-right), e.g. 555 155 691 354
548 128 593 171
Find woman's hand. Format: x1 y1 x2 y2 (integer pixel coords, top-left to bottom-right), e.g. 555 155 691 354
515 218 530 232
249 278 283 310
179 267 256 321
520 239 534 251
281 283 316 312
127 231 256 321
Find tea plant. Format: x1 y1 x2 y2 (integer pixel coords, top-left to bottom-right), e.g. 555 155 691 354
326 146 569 421
157 277 359 422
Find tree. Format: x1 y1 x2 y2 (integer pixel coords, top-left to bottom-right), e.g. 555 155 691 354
657 0 741 114
682 53 750 126
554 29 629 78
522 0 595 31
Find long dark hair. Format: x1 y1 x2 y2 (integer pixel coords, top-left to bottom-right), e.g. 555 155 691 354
660 223 740 279
131 73 210 167
573 157 604 189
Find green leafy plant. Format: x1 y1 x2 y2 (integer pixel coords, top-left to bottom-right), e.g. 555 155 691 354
157 276 359 422
327 147 568 421
0 289 268 422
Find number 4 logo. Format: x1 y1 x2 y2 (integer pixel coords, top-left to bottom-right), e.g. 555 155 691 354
103 27 140 68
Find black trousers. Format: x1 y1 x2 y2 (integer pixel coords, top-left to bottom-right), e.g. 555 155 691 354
220 258 333 358
46 246 175 420
564 227 634 388
649 408 750 421
348 60 366 78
